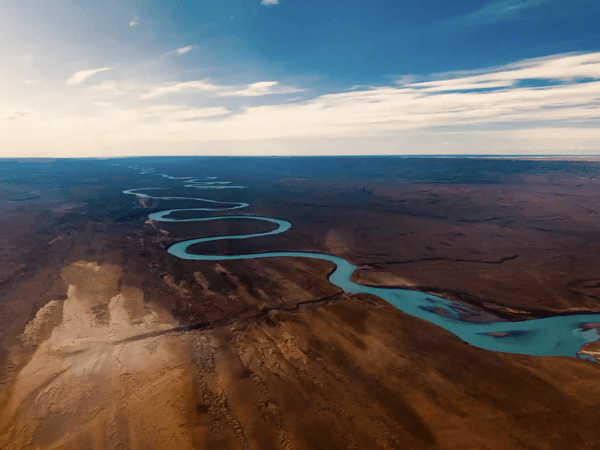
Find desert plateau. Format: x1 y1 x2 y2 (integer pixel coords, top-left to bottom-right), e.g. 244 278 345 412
1 157 600 449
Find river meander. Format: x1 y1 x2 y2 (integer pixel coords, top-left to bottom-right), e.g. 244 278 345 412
123 172 600 361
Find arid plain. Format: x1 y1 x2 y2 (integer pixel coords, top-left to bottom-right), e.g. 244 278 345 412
1 157 600 449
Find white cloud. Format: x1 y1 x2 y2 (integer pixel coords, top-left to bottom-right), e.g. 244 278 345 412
447 0 555 27
17 54 35 65
120 53 600 145
415 80 515 92
395 75 419 86
177 46 193 55
66 67 112 86
140 80 221 100
129 16 139 27
133 105 230 122
261 0 279 5
167 107 229 121
92 102 116 108
218 81 303 97
88 80 125 96
141 79 303 100
409 53 600 91
3 52 600 156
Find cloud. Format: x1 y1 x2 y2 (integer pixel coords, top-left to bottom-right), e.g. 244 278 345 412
140 80 221 100
172 108 229 121
129 16 139 27
177 46 193 55
88 80 125 96
130 52 600 142
5 112 29 121
446 0 556 27
130 105 230 122
415 80 515 92
261 0 279 5
218 81 303 97
407 53 600 91
4 52 600 156
395 75 419 86
199 80 599 140
17 54 34 65
141 80 303 100
66 67 112 86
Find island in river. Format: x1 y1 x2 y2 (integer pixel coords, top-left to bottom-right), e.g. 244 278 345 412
1 156 600 449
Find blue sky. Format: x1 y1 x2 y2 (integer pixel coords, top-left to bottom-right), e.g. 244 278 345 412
1 0 599 156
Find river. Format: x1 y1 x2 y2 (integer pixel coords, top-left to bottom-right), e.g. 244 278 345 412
123 170 600 361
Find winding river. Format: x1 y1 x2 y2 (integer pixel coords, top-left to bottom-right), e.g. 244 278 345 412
123 169 600 361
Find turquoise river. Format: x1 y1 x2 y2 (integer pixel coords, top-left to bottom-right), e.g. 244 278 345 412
123 169 600 361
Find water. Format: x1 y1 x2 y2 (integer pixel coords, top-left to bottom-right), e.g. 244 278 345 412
123 171 600 360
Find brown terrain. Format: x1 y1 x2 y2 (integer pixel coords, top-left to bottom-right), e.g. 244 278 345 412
1 159 600 449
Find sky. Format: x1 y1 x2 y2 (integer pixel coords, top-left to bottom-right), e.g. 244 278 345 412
1 0 599 157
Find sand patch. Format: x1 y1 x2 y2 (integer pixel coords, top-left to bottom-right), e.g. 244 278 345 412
0 261 197 450
19 300 63 348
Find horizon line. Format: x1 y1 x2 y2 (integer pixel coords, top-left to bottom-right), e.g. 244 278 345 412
1 154 600 161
